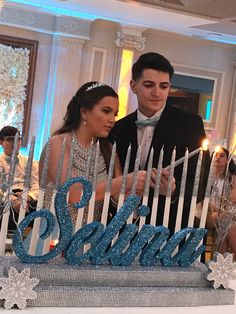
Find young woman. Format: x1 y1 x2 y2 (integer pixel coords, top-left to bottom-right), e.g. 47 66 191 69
207 147 236 257
40 82 151 224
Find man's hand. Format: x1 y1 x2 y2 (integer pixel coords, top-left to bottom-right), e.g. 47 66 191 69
151 168 176 196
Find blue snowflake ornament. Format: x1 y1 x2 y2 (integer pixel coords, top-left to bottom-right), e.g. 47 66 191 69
0 267 39 309
207 252 236 289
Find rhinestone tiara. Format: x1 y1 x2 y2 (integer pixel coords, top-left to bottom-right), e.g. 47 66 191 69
85 82 107 92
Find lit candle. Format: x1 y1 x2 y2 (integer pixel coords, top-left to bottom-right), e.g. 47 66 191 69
188 149 203 227
174 148 188 233
199 151 216 228
101 142 116 226
165 139 208 170
150 147 164 226
162 147 176 228
139 147 154 230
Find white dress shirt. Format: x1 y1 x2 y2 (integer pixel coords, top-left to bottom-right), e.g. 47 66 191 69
137 106 165 169
0 152 39 200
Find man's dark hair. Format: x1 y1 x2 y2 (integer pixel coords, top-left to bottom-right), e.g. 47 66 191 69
0 126 19 140
132 52 174 81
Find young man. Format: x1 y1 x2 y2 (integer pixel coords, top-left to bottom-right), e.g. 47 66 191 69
111 52 208 233
0 126 39 232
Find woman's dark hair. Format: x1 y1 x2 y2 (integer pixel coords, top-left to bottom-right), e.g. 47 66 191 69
55 81 118 135
54 81 118 171
214 146 236 176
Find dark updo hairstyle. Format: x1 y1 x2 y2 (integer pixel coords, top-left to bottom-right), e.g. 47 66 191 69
54 81 118 171
214 146 236 176
132 52 174 81
55 81 118 135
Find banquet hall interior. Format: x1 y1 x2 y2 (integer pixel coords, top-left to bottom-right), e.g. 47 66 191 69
0 0 236 159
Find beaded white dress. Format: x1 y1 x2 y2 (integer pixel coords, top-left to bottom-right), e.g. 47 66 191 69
69 132 107 224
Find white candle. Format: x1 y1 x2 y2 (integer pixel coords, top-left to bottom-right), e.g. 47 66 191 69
113 145 131 245
131 145 141 194
174 148 189 233
74 141 94 232
118 144 131 207
66 137 75 181
139 147 154 230
29 188 45 255
199 152 216 228
87 140 100 224
150 147 164 226
162 147 176 228
84 140 94 179
55 135 67 187
29 140 50 255
101 142 116 226
40 140 51 189
18 137 36 224
188 149 203 227
127 146 141 224
165 147 201 170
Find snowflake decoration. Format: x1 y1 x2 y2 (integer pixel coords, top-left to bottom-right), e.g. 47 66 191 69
0 267 39 309
207 252 236 289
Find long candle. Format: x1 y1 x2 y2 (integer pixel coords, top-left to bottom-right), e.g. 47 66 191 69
112 145 131 245
43 136 67 254
165 147 200 170
55 135 67 187
188 149 203 227
128 146 141 224
29 140 51 255
131 145 141 194
162 147 176 228
0 133 20 254
138 147 154 230
40 140 51 189
101 142 116 226
87 140 100 224
66 137 75 181
174 148 188 233
18 136 36 224
150 147 164 226
117 144 131 209
199 152 216 228
74 142 94 232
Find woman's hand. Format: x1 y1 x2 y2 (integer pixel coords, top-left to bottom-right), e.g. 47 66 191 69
151 168 176 196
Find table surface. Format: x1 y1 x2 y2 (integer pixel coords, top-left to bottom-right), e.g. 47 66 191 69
6 280 236 314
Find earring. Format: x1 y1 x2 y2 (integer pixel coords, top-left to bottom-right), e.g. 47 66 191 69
83 120 86 126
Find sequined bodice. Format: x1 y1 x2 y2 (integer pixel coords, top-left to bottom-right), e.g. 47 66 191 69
70 132 108 224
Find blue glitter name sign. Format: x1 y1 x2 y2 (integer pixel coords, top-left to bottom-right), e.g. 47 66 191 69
13 177 207 267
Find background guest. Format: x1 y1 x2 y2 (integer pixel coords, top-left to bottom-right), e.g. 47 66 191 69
0 126 39 232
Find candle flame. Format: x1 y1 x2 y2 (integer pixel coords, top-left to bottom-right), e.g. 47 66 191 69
201 139 209 151
50 239 59 246
214 145 222 153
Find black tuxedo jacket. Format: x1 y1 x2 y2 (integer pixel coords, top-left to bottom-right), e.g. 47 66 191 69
110 104 208 233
